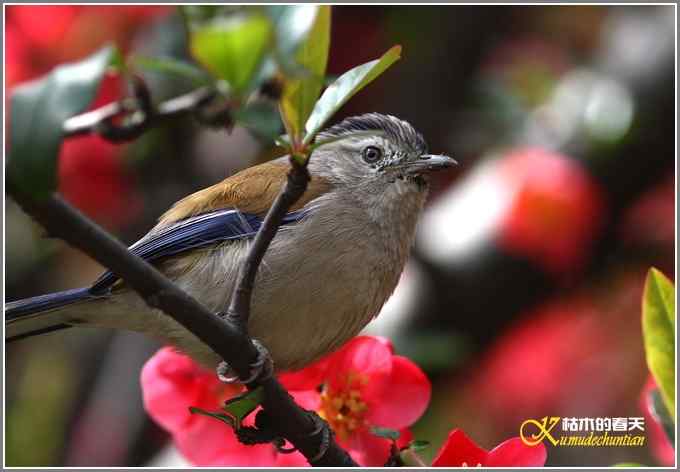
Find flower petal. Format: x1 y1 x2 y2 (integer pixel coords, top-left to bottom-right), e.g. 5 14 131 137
279 356 330 391
431 429 488 467
275 451 310 467
290 389 321 411
373 336 395 354
174 414 276 466
367 355 431 429
326 336 392 393
397 428 414 449
485 437 547 467
343 429 393 466
141 347 213 433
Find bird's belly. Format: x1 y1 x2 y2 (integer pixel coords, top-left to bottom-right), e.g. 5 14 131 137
248 268 374 372
168 224 395 371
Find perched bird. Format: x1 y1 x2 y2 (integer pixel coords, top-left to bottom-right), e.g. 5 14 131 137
6 113 454 372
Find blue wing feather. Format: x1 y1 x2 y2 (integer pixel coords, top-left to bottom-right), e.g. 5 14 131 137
90 208 306 294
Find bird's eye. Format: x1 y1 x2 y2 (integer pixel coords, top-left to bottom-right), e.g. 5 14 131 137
361 146 382 164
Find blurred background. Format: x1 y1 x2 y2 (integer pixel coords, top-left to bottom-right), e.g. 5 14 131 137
4 4 675 467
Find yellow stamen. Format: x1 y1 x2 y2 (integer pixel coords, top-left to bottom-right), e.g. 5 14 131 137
317 372 370 441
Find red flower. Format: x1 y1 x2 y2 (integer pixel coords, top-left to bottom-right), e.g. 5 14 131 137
497 147 604 278
284 336 431 466
639 377 674 466
141 336 431 467
432 429 547 467
141 347 277 466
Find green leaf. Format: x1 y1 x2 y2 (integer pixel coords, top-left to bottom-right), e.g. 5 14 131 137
188 11 272 95
266 5 320 62
279 5 331 144
648 387 675 442
408 440 431 452
371 426 400 441
189 406 236 428
7 45 116 198
221 386 264 429
642 268 675 421
131 55 211 86
612 463 648 467
233 102 282 141
303 45 402 145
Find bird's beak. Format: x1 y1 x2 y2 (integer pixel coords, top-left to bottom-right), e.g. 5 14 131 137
400 154 457 175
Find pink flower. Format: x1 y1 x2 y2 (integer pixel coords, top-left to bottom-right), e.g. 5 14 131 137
141 336 431 467
141 347 276 466
432 429 547 467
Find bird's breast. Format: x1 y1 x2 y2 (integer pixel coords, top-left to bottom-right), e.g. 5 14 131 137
164 190 424 371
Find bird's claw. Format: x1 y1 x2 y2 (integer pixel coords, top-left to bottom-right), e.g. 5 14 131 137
216 339 273 384
305 410 331 463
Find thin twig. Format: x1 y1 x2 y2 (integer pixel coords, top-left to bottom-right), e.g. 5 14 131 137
226 157 310 330
62 85 216 139
6 182 357 467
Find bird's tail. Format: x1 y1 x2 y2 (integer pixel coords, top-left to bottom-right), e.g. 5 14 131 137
5 288 96 342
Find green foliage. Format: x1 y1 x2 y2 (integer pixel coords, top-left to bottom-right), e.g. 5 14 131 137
189 386 264 430
265 5 321 71
7 45 117 198
131 55 212 86
279 6 331 144
222 386 265 429
371 426 401 441
408 439 431 452
188 406 237 429
648 386 675 442
233 102 282 141
303 45 402 145
180 5 400 153
185 9 272 96
642 268 675 422
8 6 403 203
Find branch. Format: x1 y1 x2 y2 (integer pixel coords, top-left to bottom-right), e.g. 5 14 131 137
226 157 310 329
62 84 219 141
6 180 357 466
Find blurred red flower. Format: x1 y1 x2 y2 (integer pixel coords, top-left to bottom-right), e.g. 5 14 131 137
6 5 170 84
141 336 431 467
448 271 649 448
55 72 142 229
497 147 604 278
6 6 166 229
432 429 547 467
639 377 674 467
622 175 675 251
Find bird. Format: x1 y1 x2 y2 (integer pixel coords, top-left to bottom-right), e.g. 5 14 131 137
6 113 455 373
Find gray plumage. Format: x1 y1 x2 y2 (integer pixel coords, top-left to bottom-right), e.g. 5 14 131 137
6 114 454 372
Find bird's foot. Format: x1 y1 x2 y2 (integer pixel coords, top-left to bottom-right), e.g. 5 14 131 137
301 410 332 463
234 409 331 461
234 410 296 454
216 338 274 384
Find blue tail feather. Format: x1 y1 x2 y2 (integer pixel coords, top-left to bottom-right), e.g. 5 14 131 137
6 287 93 320
5 287 95 342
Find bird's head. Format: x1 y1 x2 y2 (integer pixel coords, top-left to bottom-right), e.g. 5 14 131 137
309 113 455 197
